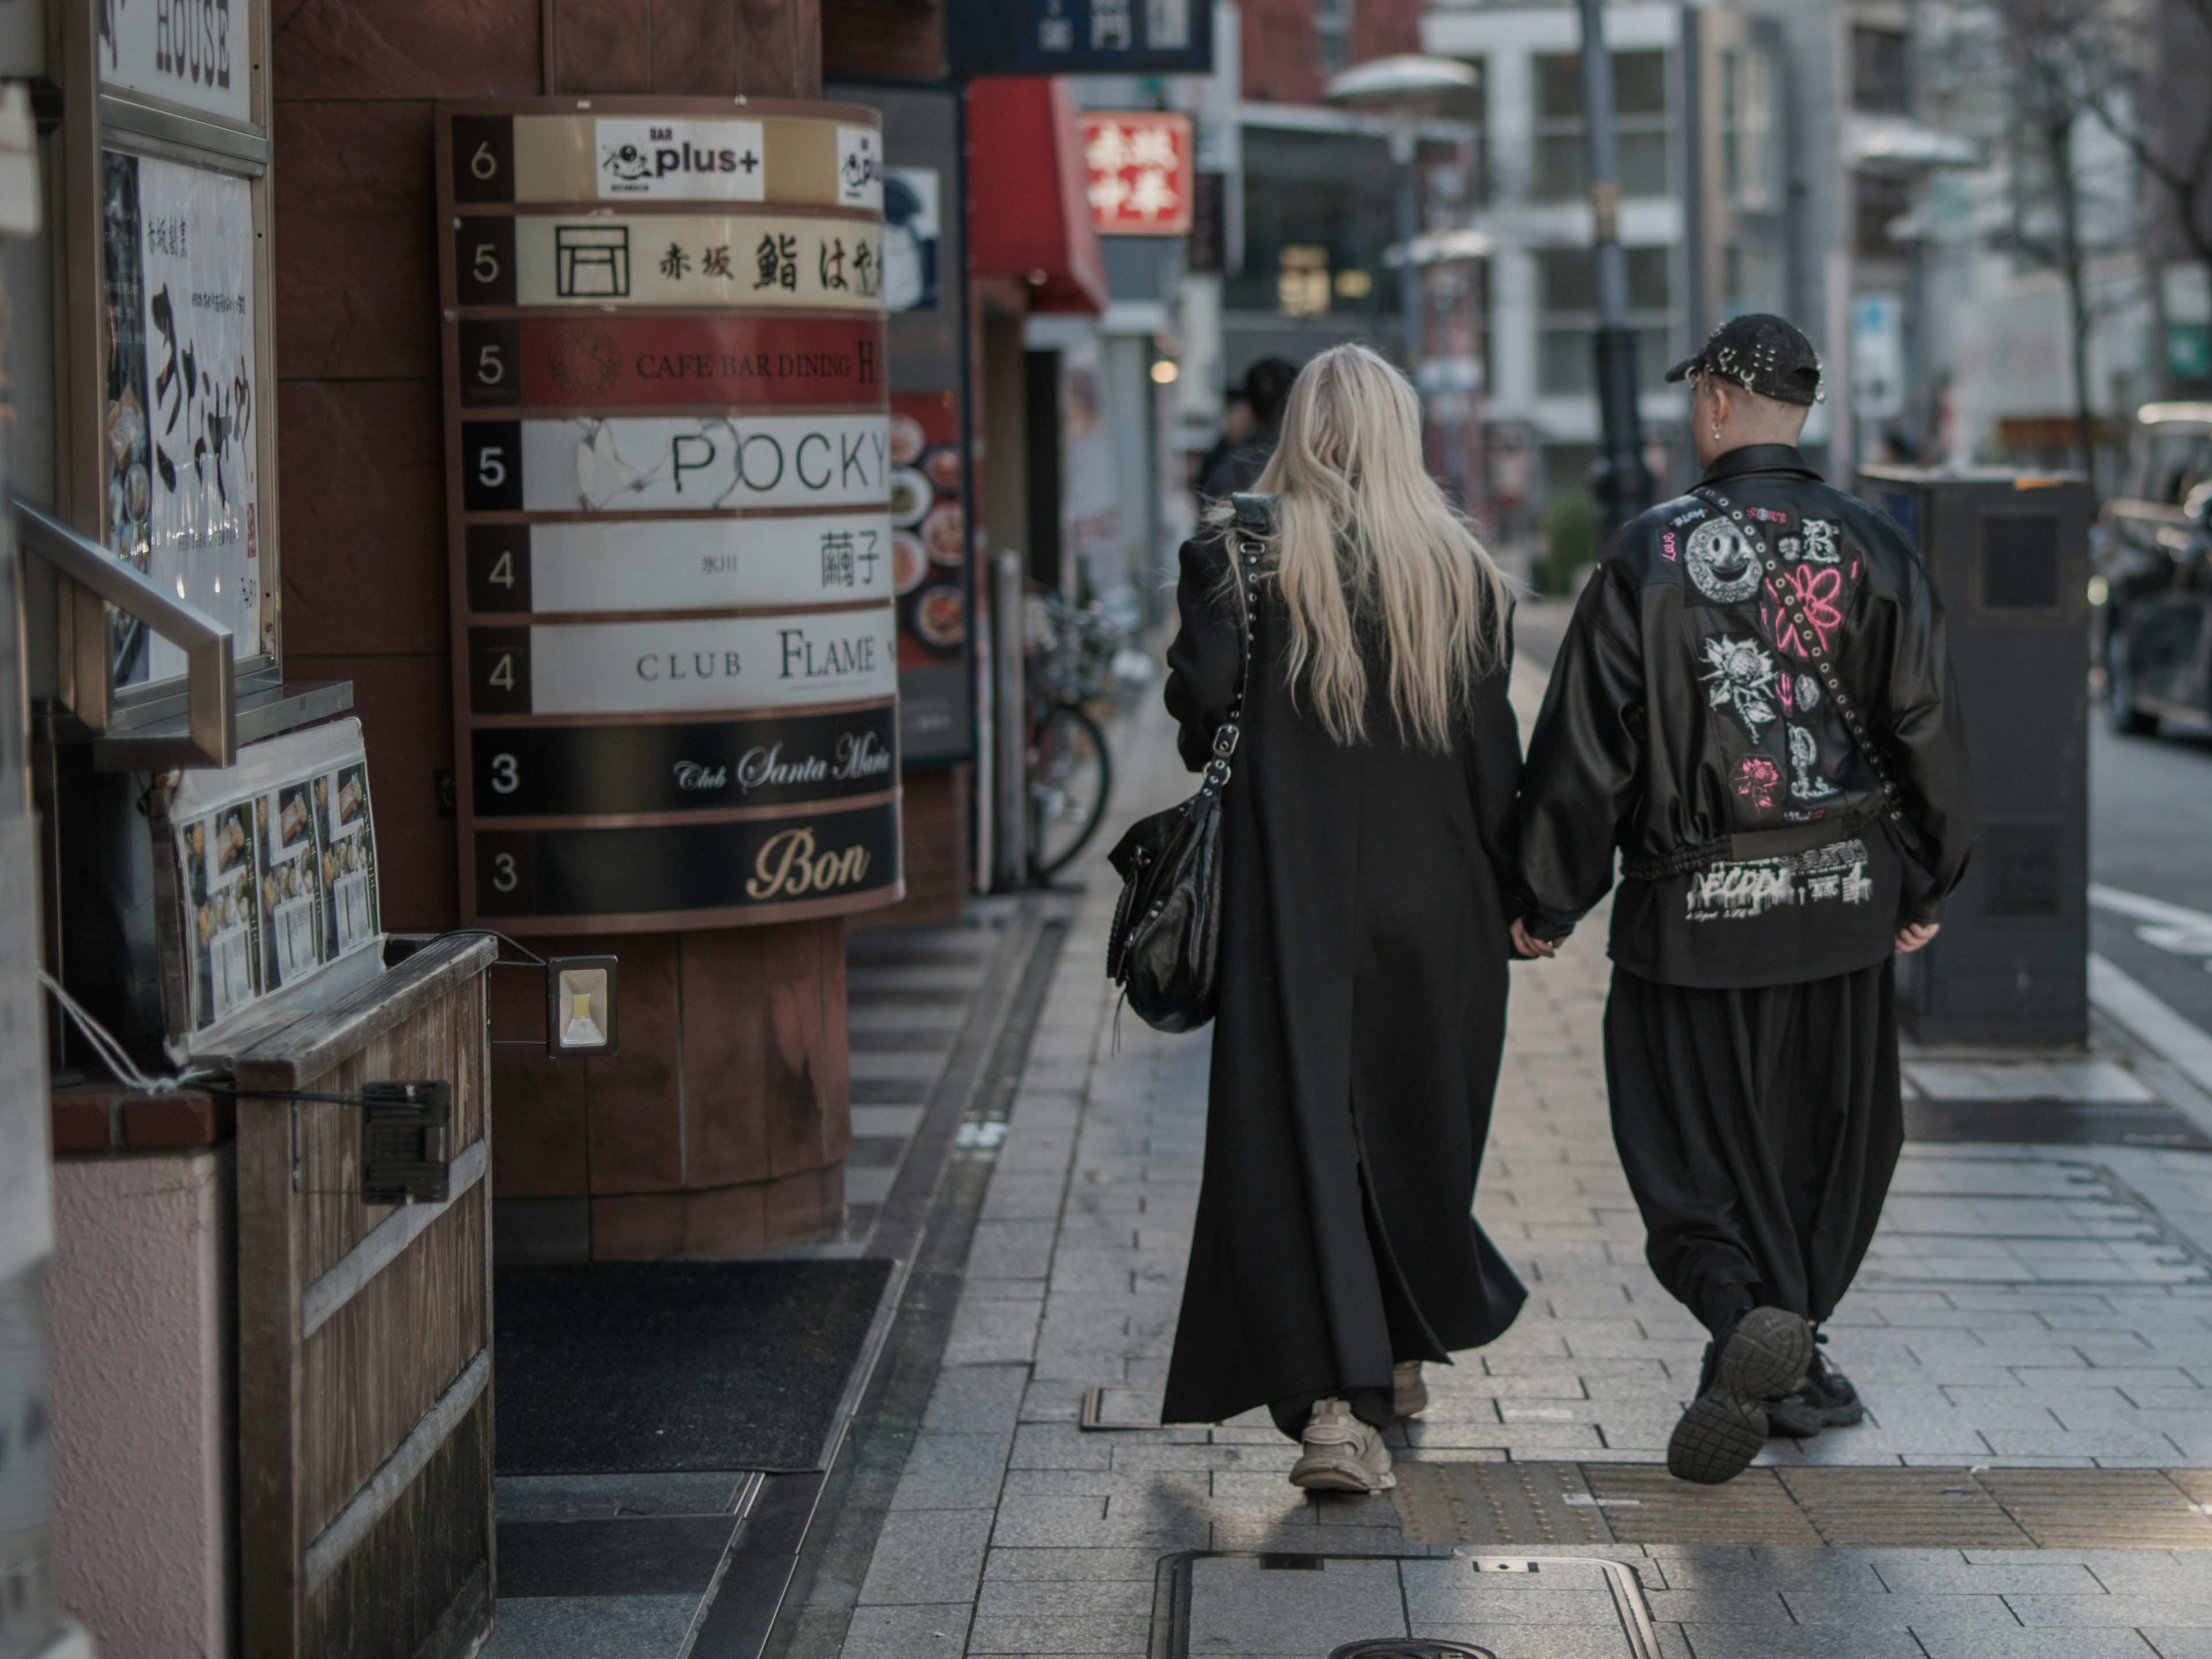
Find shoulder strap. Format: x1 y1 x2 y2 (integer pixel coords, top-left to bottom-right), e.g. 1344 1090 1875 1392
1691 486 1921 850
1210 494 1272 775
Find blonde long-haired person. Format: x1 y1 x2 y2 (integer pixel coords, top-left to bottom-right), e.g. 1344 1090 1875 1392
1159 344 1535 1493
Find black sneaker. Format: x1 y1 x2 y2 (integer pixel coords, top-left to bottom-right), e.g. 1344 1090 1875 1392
1764 1349 1863 1438
1668 1306 1812 1484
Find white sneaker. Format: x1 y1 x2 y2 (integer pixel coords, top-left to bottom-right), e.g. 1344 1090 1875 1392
1393 1361 1429 1419
1289 1398 1396 1493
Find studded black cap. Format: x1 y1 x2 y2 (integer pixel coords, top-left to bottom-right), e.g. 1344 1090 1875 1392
1665 313 1826 406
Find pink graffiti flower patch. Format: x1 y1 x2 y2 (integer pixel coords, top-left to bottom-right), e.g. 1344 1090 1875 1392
1734 754 1782 810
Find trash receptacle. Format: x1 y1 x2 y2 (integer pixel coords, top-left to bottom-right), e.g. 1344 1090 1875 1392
1857 466 2092 1046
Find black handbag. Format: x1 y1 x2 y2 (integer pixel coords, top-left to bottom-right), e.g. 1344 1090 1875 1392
1104 494 1269 1033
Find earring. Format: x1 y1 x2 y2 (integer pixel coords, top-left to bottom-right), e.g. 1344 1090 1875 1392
1711 424 1723 442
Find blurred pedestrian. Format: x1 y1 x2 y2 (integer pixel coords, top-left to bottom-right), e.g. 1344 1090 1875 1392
1514 315 1976 1485
1193 390 1253 502
1199 357 1298 498
1161 343 1533 1494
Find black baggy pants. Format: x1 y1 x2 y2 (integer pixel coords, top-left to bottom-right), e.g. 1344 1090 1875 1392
1603 959 1902 1338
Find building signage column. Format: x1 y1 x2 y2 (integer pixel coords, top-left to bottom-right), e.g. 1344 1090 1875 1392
438 98 901 931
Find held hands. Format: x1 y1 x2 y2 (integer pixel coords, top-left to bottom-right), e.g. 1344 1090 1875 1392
1895 921 1940 955
1510 918 1563 959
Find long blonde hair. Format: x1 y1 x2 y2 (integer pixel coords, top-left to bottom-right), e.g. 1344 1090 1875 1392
1209 343 1512 752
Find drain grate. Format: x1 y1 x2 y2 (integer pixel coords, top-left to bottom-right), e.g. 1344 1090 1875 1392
1158 1552 1660 1659
1392 1462 2212 1550
1904 1096 2212 1150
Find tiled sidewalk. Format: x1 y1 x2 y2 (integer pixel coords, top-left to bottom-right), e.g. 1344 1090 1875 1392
828 669 2212 1659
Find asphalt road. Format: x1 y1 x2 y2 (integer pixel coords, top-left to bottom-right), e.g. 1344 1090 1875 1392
2091 715 2212 1040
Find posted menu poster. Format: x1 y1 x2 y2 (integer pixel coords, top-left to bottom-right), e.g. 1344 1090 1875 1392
183 802 259 1030
157 721 382 1044
889 393 969 763
257 780 323 989
101 151 261 687
321 760 380 959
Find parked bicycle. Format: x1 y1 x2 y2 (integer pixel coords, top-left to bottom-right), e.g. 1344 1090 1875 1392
1024 593 1149 879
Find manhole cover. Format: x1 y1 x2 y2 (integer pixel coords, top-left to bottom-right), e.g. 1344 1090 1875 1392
1158 1552 1659 1659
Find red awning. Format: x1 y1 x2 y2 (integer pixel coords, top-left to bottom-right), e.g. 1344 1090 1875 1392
966 78 1109 315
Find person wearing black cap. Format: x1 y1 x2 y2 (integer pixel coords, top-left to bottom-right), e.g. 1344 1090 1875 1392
1510 314 1977 1485
1200 357 1300 498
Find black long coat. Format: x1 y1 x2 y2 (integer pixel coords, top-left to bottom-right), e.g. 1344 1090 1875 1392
1158 533 1528 1427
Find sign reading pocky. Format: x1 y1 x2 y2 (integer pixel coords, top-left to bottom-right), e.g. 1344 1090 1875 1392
441 99 900 929
459 414 888 513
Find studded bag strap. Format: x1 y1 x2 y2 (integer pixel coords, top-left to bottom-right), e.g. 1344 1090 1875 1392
1692 486 1922 850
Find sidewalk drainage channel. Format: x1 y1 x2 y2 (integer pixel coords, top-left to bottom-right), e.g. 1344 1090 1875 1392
1150 1552 1662 1659
753 904 1075 1659
1391 1460 2212 1550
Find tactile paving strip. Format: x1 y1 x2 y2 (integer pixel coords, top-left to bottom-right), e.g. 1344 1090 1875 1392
1392 1461 2212 1550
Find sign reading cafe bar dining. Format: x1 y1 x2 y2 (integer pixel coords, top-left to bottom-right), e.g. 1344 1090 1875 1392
440 98 902 931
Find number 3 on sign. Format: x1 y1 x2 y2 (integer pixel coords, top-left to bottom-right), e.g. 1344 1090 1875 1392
475 834 535 914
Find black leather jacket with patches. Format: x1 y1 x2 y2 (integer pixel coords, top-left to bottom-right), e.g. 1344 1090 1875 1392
1517 444 1976 990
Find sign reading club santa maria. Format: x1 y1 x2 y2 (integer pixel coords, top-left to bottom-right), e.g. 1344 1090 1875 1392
439 97 900 932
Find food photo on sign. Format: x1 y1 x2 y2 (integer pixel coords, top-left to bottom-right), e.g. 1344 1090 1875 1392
889 396 968 660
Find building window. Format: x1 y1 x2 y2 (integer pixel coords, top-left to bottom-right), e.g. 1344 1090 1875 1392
1853 169 1912 260
1533 50 1670 203
1434 59 1488 209
1535 245 1673 394
1230 127 1397 317
1721 47 1775 211
1852 26 1910 116
1316 0 1354 74
1721 242 1774 317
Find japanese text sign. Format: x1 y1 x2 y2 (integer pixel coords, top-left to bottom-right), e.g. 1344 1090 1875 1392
1081 112 1193 237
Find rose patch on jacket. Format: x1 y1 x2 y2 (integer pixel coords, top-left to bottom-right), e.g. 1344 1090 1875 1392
1684 838 1876 923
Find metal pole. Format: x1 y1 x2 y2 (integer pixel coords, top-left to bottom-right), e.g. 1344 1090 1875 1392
990 550 1029 891
1393 127 1421 372
1577 0 1654 540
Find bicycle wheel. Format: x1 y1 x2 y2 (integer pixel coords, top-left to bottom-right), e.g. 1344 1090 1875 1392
1028 703 1112 878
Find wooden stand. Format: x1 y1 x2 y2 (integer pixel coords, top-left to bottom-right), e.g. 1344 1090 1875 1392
233 935 497 1659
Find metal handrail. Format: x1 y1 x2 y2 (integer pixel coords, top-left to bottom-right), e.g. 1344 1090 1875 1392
15 499 236 767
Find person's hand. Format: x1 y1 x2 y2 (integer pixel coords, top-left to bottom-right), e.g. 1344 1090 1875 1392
1511 918 1562 959
1895 921 1940 955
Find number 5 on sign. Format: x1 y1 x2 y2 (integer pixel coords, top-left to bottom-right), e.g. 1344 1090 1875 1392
459 319 520 408
454 216 517 306
463 422 524 511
